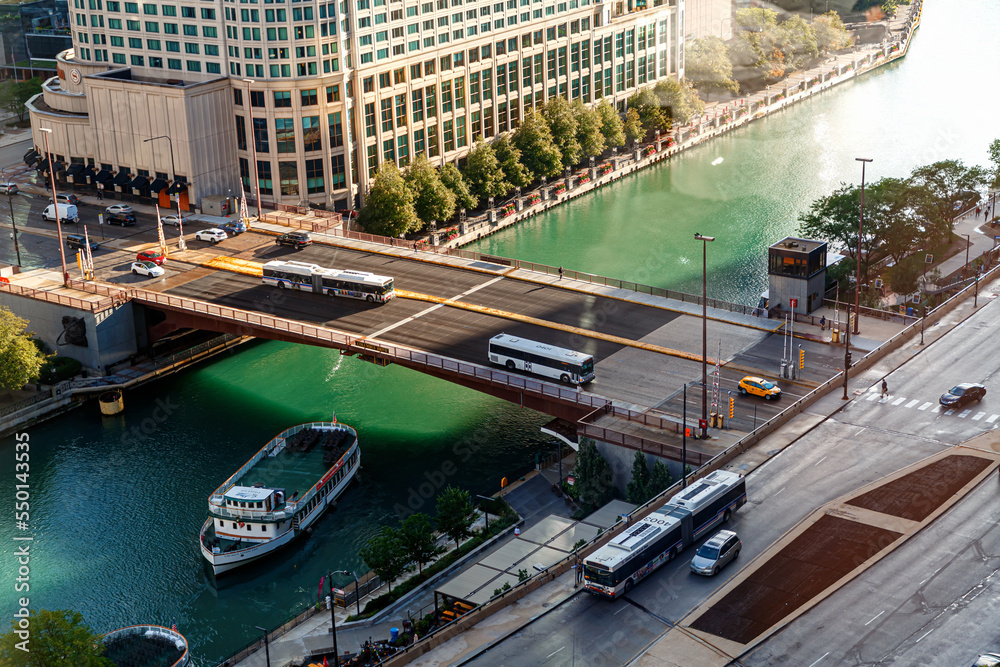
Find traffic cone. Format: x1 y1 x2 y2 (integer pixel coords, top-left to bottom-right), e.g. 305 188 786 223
323 657 329 667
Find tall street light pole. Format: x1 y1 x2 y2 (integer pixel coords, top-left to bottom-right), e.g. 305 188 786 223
694 233 715 438
963 233 970 274
39 128 69 285
254 626 270 667
2 168 21 266
143 135 185 251
328 572 340 667
854 157 872 335
333 569 361 617
243 78 263 219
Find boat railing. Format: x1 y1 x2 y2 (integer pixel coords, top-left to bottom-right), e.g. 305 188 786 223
207 502 292 521
282 442 358 515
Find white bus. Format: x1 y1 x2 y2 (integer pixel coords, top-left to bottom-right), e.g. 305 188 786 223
261 260 395 303
488 333 595 385
583 470 746 599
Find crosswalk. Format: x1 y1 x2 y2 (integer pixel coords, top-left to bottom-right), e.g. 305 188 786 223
862 389 1000 424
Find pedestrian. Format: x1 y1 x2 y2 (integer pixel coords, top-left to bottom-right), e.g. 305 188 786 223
97 188 103 201
558 266 563 280
881 379 889 399
820 315 826 331
976 205 981 218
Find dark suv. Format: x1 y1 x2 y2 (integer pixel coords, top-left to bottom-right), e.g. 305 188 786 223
276 231 313 249
66 234 99 251
106 211 136 226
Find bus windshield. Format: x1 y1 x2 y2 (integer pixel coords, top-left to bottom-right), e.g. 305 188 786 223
584 564 615 587
581 358 594 374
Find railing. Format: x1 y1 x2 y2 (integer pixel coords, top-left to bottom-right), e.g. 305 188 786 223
0 391 54 418
0 280 117 312
578 421 708 464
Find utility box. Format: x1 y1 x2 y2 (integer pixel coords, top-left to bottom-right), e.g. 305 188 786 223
768 237 828 315
201 194 232 217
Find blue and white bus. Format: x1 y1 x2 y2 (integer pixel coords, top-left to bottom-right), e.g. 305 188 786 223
488 333 595 385
261 260 395 303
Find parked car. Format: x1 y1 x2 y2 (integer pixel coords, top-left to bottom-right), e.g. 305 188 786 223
51 193 81 206
690 530 741 576
136 249 165 265
217 221 244 237
131 260 164 278
195 228 228 244
975 654 1000 667
0 182 19 195
66 234 100 251
940 383 986 408
106 203 133 215
276 231 312 249
738 376 782 400
106 211 136 226
161 214 190 227
42 203 79 224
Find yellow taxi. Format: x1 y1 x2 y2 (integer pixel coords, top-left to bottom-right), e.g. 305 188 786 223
738 376 782 400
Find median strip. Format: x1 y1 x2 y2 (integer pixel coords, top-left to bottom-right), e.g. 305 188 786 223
202 256 264 278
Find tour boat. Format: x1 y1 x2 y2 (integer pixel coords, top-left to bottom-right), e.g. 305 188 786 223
199 421 360 575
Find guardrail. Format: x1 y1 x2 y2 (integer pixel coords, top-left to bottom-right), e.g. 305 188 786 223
0 280 117 312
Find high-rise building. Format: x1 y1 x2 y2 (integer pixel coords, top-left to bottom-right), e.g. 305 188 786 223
29 0 685 211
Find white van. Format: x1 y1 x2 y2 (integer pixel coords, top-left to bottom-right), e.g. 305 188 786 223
42 203 80 224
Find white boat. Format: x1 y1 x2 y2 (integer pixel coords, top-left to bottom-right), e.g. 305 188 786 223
199 421 360 575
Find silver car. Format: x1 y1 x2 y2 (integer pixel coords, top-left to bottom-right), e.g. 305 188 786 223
690 529 741 576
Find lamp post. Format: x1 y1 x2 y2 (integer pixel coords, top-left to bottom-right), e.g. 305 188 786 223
854 157 872 335
682 383 688 487
143 135 185 251
254 626 271 667
39 128 69 285
475 494 493 532
2 168 21 266
963 233 970 274
328 572 340 667
333 570 361 617
694 234 714 438
243 78 263 218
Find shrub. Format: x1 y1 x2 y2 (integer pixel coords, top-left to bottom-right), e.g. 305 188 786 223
39 355 81 383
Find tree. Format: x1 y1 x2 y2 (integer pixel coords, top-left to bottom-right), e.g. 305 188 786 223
625 450 650 504
652 78 705 126
357 162 418 237
511 110 562 180
405 154 456 229
812 11 853 54
0 609 113 667
885 254 923 296
776 14 818 72
649 460 673 496
572 100 605 159
399 512 440 574
574 440 614 508
623 108 644 145
988 138 1000 188
540 96 581 168
0 305 44 391
908 159 988 245
799 182 874 286
463 140 510 201
359 526 408 594
440 163 477 211
596 100 625 149
493 135 531 189
435 486 477 549
730 8 782 82
626 88 668 136
0 78 42 123
685 36 739 97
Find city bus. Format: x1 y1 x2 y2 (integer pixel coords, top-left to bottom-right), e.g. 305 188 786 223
488 333 595 385
261 260 395 303
583 470 746 599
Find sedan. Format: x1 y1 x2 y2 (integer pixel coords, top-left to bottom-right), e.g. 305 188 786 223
51 193 82 206
738 376 782 400
690 530 741 576
106 212 136 226
195 228 227 244
136 249 165 265
131 260 164 278
276 231 312 248
161 214 189 227
0 182 19 195
940 383 986 408
106 204 133 215
974 654 1000 667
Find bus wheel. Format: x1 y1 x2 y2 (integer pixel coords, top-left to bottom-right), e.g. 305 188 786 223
367 295 374 303
724 510 731 522
506 360 516 371
560 374 571 384
277 282 285 289
624 579 633 594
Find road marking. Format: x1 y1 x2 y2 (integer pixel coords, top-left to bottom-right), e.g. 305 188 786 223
807 652 830 667
892 397 906 406
866 393 879 402
814 456 827 467
905 400 919 409
613 605 629 615
368 276 505 339
933 405 942 413
864 610 885 626
959 409 972 419
944 409 955 416
973 412 986 421
915 629 934 643
546 647 566 659
988 415 999 424
918 402 932 411
774 486 785 496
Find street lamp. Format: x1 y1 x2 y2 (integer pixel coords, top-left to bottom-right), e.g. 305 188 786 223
332 570 361 617
694 233 715 438
475 494 493 532
963 233 970 274
243 78 263 218
254 626 270 667
143 135 186 251
2 168 21 266
328 572 340 667
854 157 872 335
39 128 69 286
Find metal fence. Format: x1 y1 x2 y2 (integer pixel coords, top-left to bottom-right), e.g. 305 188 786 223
0 280 117 312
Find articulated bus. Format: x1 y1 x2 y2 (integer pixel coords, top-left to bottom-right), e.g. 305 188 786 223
583 470 746 599
261 260 395 303
488 333 595 386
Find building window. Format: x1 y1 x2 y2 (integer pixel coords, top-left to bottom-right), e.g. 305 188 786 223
303 116 321 151
258 160 273 194
274 91 291 107
413 128 425 155
395 94 407 128
327 85 340 102
329 112 343 148
367 144 378 177
425 84 436 118
279 161 298 196
441 80 452 113
380 98 393 133
253 118 270 152
330 154 346 189
301 89 318 106
383 138 395 164
235 115 247 151
397 135 409 166
305 158 324 194
276 118 296 153
364 102 376 138
411 89 423 122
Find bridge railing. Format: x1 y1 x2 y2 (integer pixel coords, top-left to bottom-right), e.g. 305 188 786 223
0 280 117 312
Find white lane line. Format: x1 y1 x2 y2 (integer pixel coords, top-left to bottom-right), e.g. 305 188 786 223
988 415 999 424
915 629 934 643
973 412 986 421
808 652 830 667
774 486 785 496
814 456 828 467
866 393 879 402
905 400 919 409
959 409 972 419
933 405 943 413
546 647 566 659
864 610 885 626
918 402 932 411
367 276 505 339
944 409 955 416
613 605 629 615
892 397 907 406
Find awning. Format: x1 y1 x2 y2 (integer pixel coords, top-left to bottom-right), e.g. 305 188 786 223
95 169 112 183
23 149 38 167
149 178 169 193
81 165 96 179
130 175 149 189
112 172 131 186
66 163 85 176
35 158 49 172
52 161 65 173
166 181 188 195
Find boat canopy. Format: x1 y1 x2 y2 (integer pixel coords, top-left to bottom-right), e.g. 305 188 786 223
225 486 274 503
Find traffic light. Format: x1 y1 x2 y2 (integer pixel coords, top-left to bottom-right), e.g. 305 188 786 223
845 351 852 368
799 348 805 370
729 396 735 419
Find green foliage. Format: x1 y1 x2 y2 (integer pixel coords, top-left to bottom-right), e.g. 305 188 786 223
0 609 113 667
623 108 644 145
625 450 651 504
37 355 81 385
463 140 510 201
517 568 529 582
0 78 42 123
908 159 987 245
0 306 45 390
649 460 673 496
574 440 614 509
885 254 923 296
492 582 512 597
405 154 456 229
731 8 818 81
572 538 587 552
572 100 605 158
652 78 705 126
812 11 853 54
777 14 819 71
357 161 418 237
988 139 1000 188
435 486 477 549
685 36 739 96
596 99 625 149
440 163 477 211
512 110 563 180
627 88 669 136
540 96 581 168
493 134 532 188
400 513 441 575
359 526 408 594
